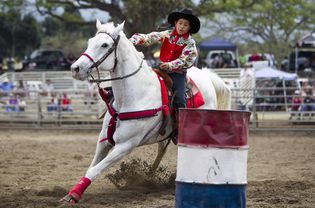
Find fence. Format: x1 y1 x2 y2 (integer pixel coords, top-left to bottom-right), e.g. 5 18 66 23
0 90 104 129
1 71 315 130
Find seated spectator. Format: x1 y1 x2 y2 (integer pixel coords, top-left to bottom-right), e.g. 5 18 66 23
0 77 14 96
300 89 315 115
291 90 302 111
61 93 72 112
40 79 55 96
5 94 25 112
14 80 28 97
47 92 59 112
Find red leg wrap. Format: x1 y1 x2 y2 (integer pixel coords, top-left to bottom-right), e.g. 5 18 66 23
68 177 91 200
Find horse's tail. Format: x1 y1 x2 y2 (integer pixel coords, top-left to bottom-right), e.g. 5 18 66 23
205 69 232 110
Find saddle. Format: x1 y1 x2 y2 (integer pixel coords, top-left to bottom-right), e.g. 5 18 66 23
152 68 205 109
152 68 205 144
98 68 205 145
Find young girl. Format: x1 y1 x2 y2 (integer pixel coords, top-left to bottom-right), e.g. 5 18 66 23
129 8 200 109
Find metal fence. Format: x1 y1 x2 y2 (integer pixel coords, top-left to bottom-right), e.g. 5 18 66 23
1 71 315 130
0 90 104 129
1 87 315 131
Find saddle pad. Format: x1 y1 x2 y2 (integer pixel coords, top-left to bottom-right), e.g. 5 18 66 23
186 77 205 108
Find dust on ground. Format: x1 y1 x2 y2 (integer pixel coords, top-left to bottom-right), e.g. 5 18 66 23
0 129 314 208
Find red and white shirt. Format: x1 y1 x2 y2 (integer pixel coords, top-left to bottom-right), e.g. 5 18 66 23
130 29 198 73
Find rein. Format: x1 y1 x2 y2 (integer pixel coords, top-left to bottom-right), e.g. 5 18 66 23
79 30 168 146
89 59 143 83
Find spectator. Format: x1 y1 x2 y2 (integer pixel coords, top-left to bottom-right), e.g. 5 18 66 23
47 92 59 112
222 52 232 67
249 52 261 62
301 81 311 97
5 94 25 112
239 51 247 67
290 90 302 119
40 79 55 96
300 89 315 114
85 82 98 105
14 80 28 97
211 54 225 68
61 93 72 112
0 77 14 96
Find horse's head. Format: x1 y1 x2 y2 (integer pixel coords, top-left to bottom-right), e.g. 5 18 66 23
71 20 125 80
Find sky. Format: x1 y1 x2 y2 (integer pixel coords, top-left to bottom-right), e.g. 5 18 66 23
25 0 109 22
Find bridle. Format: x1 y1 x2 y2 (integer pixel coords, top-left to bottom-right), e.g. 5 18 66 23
80 31 142 86
77 31 169 147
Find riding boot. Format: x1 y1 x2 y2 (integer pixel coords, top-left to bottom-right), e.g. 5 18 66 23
171 103 186 145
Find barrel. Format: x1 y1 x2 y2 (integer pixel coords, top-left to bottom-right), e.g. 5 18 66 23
175 109 251 208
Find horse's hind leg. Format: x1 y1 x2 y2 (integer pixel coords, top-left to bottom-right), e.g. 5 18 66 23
150 139 170 171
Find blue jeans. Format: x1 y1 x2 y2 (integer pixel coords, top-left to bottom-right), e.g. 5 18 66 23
169 72 187 108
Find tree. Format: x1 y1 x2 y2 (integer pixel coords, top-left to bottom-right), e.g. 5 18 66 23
35 0 195 56
205 0 315 64
36 0 193 35
0 1 41 58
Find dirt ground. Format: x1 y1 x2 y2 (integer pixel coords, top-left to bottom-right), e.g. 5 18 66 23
0 129 314 208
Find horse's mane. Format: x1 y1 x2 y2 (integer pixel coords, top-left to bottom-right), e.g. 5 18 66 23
96 22 144 59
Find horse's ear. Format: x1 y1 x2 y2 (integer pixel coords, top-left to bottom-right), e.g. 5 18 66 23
112 21 125 38
96 19 102 30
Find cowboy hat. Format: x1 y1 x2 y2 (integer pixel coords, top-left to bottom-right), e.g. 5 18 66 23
167 8 200 34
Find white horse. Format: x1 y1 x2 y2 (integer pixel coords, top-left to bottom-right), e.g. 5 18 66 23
61 20 231 204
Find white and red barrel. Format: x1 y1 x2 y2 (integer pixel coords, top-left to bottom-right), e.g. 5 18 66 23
175 109 251 208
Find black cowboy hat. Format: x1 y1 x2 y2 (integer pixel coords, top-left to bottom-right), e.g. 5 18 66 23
167 8 200 34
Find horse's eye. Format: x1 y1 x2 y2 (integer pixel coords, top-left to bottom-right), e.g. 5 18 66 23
101 43 108 48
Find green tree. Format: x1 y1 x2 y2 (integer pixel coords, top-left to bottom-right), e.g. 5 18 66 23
35 0 195 56
36 0 193 35
0 1 41 58
206 0 315 64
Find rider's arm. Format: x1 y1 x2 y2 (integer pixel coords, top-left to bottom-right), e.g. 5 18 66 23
129 30 170 46
167 38 198 72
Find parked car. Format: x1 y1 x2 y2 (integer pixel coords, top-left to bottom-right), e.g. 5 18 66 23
23 49 71 71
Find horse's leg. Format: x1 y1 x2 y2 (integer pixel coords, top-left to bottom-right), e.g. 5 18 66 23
88 132 113 169
62 138 139 204
150 139 170 171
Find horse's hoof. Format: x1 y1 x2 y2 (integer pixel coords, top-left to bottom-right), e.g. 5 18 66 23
60 194 80 204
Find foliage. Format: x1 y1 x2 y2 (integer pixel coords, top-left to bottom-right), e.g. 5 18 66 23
207 0 315 64
1 0 315 66
41 31 88 58
0 7 41 58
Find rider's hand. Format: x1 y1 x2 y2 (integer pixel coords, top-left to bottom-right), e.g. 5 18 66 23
160 62 170 71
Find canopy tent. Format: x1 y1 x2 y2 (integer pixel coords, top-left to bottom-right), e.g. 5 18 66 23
255 67 298 80
254 67 298 111
199 38 237 50
296 32 315 48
